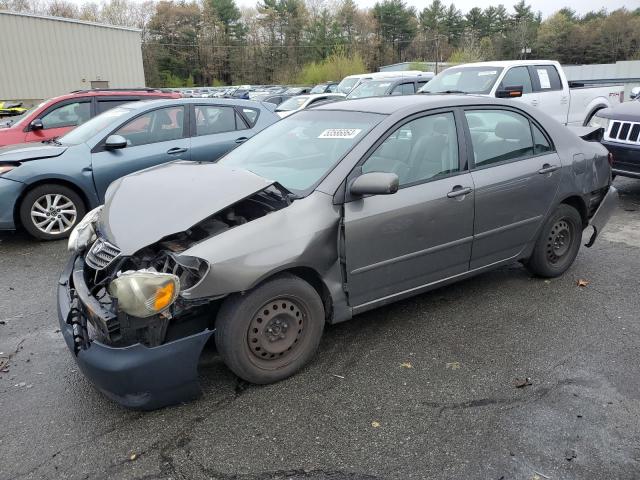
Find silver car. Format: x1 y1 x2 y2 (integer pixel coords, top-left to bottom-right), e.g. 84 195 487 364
58 95 618 409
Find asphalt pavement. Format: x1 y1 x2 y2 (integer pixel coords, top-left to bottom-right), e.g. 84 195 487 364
1 178 639 480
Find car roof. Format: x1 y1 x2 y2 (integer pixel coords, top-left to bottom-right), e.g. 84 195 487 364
313 94 515 115
122 97 270 110
447 60 559 69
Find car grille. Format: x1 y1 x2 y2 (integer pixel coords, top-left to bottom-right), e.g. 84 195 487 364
605 120 640 145
85 237 121 271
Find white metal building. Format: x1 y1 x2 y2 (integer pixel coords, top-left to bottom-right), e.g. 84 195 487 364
0 11 146 103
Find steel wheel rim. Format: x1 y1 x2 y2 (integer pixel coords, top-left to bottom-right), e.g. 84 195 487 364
546 219 572 264
247 297 306 362
30 194 77 235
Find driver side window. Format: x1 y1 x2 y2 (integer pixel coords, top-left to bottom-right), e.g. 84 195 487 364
114 106 185 147
41 102 91 129
362 112 459 187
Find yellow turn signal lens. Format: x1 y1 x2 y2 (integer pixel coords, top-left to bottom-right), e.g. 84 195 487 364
153 282 176 311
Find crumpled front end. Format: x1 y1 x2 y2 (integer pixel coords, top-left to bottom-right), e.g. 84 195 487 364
57 253 215 410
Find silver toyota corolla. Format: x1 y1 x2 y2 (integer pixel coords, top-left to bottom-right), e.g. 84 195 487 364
57 95 618 409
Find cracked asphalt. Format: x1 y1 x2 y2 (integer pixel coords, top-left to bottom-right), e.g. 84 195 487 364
1 178 640 480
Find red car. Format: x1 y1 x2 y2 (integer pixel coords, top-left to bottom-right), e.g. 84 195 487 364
0 89 180 147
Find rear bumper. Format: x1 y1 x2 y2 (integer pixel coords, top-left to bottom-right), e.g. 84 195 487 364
585 186 618 247
0 177 25 230
57 255 214 410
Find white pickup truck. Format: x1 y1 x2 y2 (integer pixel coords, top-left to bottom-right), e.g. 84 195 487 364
420 60 624 126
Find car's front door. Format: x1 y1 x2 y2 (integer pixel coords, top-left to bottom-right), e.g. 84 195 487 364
463 108 562 269
343 111 475 307
24 99 92 143
91 105 190 200
190 104 251 162
498 66 538 109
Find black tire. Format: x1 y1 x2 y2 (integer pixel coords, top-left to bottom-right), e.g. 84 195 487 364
215 273 325 384
19 184 86 241
526 204 583 278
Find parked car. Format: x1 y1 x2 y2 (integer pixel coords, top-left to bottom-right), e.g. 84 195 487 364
420 60 624 126
589 92 640 178
283 86 312 95
337 71 433 95
57 94 617 409
261 94 293 106
275 93 345 118
346 76 430 99
0 89 180 148
310 82 339 94
0 98 278 240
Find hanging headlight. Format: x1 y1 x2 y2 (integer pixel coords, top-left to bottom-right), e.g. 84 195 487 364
67 206 103 253
108 270 180 318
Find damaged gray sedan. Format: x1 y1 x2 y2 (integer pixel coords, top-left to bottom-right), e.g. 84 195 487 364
57 95 618 409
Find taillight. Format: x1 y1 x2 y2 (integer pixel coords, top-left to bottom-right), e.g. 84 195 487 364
608 152 614 167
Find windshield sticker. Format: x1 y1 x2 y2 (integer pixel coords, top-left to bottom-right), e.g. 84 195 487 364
478 70 497 76
537 69 551 89
318 128 362 139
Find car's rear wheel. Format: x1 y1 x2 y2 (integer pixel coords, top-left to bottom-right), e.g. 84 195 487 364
215 274 324 384
526 204 582 278
19 184 85 241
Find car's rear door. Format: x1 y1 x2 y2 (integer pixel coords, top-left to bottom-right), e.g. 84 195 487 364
189 104 253 162
343 110 475 307
528 65 566 124
463 107 562 269
90 105 190 200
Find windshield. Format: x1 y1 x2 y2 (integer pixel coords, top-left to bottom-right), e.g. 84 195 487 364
347 80 394 99
337 77 361 94
1 101 46 126
219 110 384 193
58 106 134 145
276 97 307 112
419 67 504 94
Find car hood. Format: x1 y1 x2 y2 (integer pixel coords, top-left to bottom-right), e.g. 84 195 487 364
0 142 68 161
597 101 640 122
99 161 276 255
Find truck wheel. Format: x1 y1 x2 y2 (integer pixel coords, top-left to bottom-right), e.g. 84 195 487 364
19 184 86 241
215 273 325 384
526 204 582 278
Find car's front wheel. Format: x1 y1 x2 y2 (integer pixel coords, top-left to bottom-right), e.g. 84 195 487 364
526 204 583 278
215 274 325 384
19 184 86 241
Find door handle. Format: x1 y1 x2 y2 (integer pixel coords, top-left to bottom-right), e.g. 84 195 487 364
538 164 559 174
235 137 249 144
167 147 188 155
447 186 472 198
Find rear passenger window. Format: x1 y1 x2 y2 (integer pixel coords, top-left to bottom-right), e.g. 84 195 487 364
194 105 237 136
363 112 459 186
241 108 259 126
534 66 562 91
532 123 552 154
465 110 534 167
97 99 136 114
391 83 415 96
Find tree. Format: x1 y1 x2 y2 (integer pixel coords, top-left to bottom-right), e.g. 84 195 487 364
372 0 417 63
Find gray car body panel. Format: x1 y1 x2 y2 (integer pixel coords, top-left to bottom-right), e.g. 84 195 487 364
97 95 613 323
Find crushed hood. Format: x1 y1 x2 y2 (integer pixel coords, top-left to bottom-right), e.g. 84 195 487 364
99 161 275 254
0 143 67 161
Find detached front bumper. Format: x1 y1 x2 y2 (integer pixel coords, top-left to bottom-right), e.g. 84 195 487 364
585 185 618 248
57 255 214 410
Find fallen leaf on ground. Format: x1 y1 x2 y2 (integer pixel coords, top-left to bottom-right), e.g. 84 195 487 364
515 377 533 388
400 362 413 369
577 279 589 287
371 421 381 428
129 453 137 461
446 362 461 370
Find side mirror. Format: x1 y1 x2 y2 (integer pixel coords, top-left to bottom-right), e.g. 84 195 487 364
30 119 44 131
104 135 128 150
496 86 523 98
350 172 399 196
630 86 640 100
